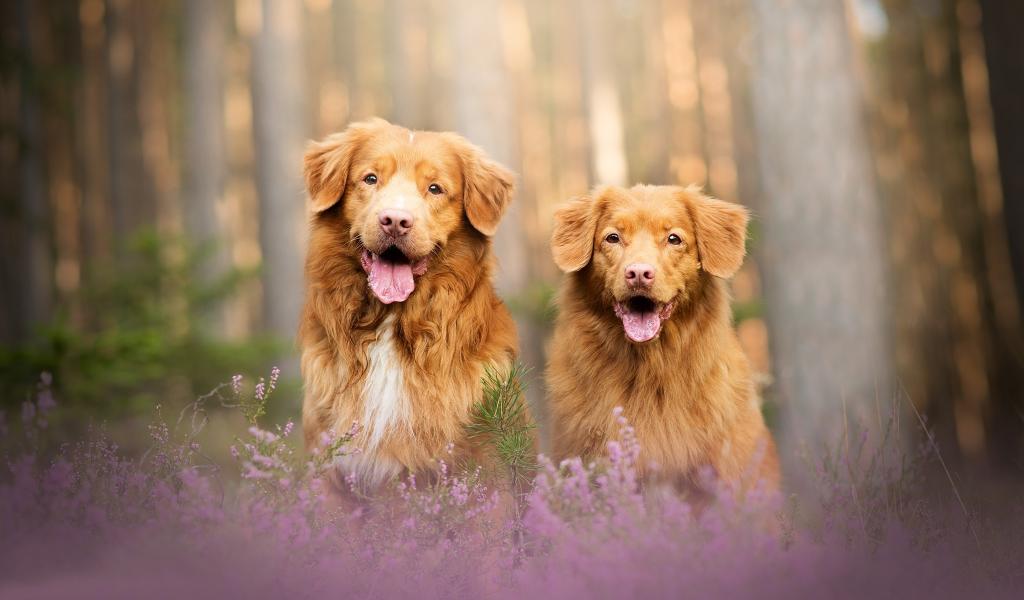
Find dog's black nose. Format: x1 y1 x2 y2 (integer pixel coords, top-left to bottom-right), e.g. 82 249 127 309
379 209 414 237
625 263 655 287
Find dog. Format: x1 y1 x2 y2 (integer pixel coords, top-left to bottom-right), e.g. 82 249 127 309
546 184 779 507
298 118 523 506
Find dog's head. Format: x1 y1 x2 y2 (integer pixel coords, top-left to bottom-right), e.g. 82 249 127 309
551 185 749 343
303 118 515 304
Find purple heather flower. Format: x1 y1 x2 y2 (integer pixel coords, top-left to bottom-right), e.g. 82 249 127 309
269 366 280 391
36 389 57 414
0 384 1011 600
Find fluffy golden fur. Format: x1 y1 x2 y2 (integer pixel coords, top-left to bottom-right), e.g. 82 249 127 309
546 184 779 505
298 118 522 504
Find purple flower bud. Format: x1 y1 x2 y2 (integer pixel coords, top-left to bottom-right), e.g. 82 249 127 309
22 401 35 423
37 390 56 414
269 366 280 391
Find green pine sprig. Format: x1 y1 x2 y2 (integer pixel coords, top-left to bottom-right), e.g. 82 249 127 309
464 361 538 491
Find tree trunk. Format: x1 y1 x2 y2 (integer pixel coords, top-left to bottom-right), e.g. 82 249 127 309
874 0 974 467
77 0 115 281
386 0 429 130
577 0 628 187
636 0 670 186
978 0 1024 321
105 0 153 242
660 0 708 188
15 0 53 339
184 0 229 334
448 0 547 446
747 0 892 456
958 0 1024 469
547 0 589 200
448 0 525 295
251 0 307 344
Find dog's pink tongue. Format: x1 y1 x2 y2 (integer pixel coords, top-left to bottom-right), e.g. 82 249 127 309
367 255 415 304
614 303 662 343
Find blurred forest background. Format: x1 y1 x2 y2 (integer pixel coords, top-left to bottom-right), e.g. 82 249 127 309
1 0 1023 480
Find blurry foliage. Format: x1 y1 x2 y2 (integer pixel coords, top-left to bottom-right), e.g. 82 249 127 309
0 230 285 418
505 283 559 324
732 298 764 323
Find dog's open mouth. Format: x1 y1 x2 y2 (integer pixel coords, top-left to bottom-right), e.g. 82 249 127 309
613 296 676 343
360 246 430 304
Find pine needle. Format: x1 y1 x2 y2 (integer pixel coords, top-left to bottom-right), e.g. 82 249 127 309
464 360 538 486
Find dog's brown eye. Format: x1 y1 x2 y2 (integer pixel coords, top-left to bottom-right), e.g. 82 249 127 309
364 174 378 185
428 183 443 195
606 233 620 244
668 234 682 245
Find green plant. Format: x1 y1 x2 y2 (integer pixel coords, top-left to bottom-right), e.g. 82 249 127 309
775 493 800 550
0 231 284 420
464 361 538 519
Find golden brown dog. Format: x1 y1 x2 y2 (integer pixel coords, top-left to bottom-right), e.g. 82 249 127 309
298 118 521 505
546 184 779 505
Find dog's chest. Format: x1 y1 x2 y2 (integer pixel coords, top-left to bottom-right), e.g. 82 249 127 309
360 316 413 452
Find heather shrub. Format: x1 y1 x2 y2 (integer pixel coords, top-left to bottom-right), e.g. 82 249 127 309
796 391 1024 583
1 368 1022 599
800 399 934 548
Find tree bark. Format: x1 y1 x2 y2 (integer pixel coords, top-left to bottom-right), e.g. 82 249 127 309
959 0 1024 469
77 0 115 279
386 0 429 130
747 0 892 455
449 0 547 447
184 0 229 334
15 0 53 338
105 0 153 241
251 0 307 343
661 0 708 188
978 0 1024 319
448 0 526 295
577 0 628 187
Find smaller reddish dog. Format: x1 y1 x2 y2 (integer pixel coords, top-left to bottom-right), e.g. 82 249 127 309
546 184 779 505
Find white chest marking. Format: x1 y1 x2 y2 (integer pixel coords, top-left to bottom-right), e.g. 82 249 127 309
409 132 415 144
361 316 412 453
333 453 403 491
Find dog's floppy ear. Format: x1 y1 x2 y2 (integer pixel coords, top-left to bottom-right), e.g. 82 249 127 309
551 195 598 272
686 188 749 278
303 133 353 214
303 119 385 214
461 147 516 236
